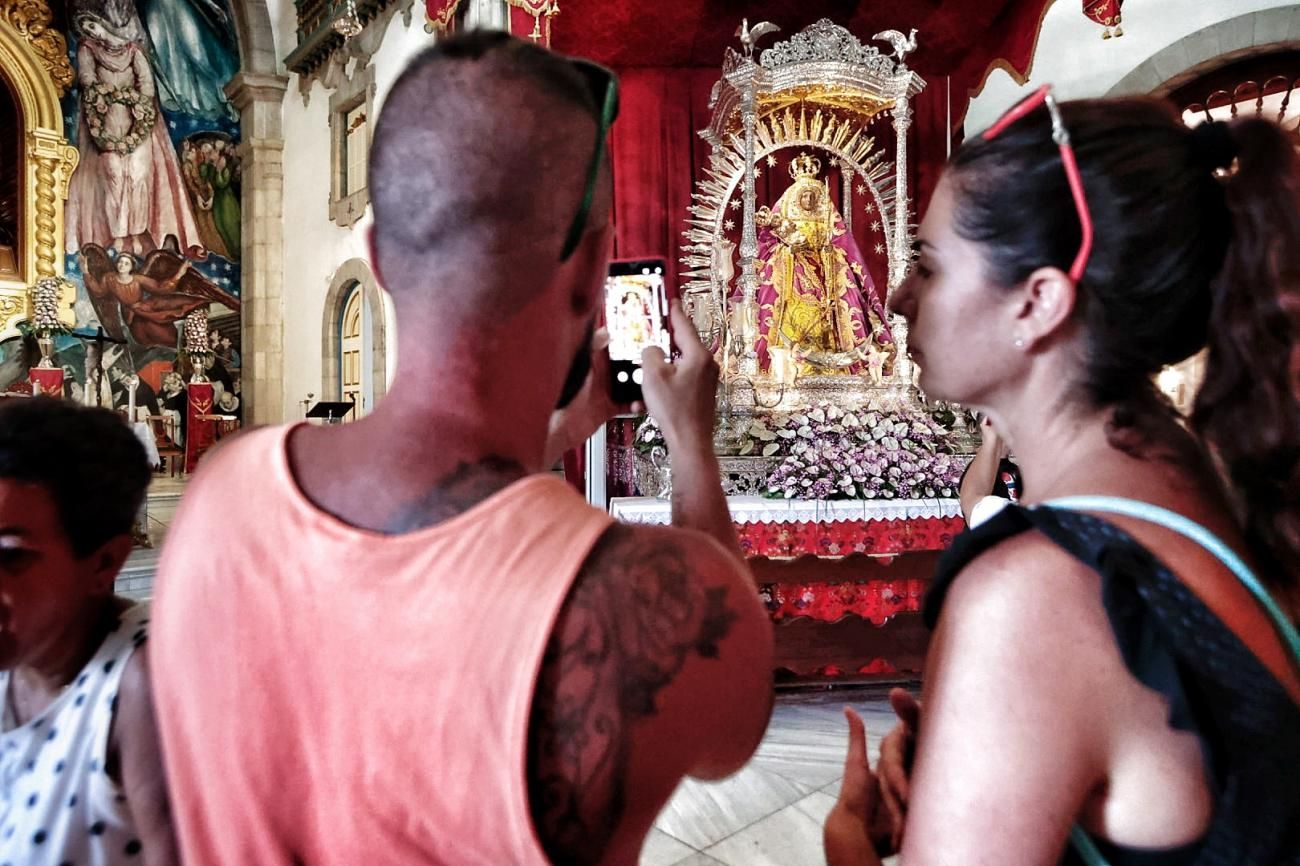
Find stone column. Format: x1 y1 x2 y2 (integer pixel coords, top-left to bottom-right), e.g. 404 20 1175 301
227 71 289 425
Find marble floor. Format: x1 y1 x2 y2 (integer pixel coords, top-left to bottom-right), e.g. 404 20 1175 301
118 475 185 598
639 686 912 866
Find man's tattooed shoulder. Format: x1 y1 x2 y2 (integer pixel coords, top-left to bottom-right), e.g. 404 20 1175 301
527 524 740 866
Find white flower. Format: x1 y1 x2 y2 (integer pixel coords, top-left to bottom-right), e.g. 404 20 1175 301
739 440 755 455
762 442 781 457
808 408 825 423
797 425 813 438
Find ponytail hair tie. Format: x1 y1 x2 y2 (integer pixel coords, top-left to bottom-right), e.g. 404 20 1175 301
1189 121 1238 173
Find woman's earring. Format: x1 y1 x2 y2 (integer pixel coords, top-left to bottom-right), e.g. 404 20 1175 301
1013 336 1026 349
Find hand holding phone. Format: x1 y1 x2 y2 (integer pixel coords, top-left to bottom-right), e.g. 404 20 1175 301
640 301 719 454
604 259 670 404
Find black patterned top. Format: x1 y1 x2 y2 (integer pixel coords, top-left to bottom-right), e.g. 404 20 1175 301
924 505 1300 866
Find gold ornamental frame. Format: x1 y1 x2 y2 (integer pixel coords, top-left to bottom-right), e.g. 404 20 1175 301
0 1 79 341
681 20 925 418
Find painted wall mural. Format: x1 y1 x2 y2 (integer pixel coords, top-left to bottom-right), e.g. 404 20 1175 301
1 0 243 433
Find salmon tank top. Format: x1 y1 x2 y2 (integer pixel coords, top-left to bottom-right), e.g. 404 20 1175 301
152 425 613 865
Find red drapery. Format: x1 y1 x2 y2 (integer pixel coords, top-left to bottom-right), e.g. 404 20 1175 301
29 367 65 398
184 383 215 473
424 0 462 30
1083 0 1124 37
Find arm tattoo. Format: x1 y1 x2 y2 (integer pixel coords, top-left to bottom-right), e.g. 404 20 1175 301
382 455 526 533
528 525 738 865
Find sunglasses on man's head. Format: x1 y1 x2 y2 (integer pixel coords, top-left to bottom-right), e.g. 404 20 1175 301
982 85 1093 283
559 60 620 262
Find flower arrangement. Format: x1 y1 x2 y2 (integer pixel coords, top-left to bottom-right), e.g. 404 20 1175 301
26 277 68 334
19 277 73 369
184 310 210 353
82 82 156 155
758 403 965 501
631 402 966 501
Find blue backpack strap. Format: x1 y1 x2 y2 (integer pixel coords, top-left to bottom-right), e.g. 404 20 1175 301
1041 495 1300 668
1070 825 1112 866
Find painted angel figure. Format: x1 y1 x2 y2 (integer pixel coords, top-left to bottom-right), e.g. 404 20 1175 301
751 153 892 374
80 242 240 349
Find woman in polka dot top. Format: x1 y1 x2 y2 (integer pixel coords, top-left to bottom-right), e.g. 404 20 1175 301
0 399 177 866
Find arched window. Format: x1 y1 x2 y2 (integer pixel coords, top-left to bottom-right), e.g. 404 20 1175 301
322 259 386 418
339 281 370 417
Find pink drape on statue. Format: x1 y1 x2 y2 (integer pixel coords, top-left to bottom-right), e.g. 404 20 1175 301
65 40 200 255
752 211 891 372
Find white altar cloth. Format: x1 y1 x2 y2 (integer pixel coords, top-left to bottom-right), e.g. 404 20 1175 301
609 496 960 526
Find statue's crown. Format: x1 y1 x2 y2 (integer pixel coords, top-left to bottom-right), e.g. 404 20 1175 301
788 152 821 180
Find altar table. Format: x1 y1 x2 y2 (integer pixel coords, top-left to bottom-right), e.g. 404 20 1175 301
609 496 965 683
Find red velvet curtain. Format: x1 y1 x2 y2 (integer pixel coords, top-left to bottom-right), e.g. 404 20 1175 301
609 68 961 299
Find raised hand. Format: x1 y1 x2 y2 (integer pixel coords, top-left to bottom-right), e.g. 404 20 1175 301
877 687 921 853
824 707 884 866
544 327 642 466
640 300 719 454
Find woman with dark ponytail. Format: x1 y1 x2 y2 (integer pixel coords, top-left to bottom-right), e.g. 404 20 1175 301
823 92 1300 866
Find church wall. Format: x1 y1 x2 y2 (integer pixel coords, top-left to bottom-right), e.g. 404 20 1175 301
275 5 438 420
966 0 1299 132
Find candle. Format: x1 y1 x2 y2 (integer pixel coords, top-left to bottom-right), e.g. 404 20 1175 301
127 375 139 421
769 347 795 386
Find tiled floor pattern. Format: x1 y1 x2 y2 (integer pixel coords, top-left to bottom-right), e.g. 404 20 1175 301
640 686 910 866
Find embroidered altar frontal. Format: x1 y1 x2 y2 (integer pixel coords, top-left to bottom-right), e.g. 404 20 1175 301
610 496 963 681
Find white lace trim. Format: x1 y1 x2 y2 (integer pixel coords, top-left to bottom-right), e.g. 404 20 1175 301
609 495 960 525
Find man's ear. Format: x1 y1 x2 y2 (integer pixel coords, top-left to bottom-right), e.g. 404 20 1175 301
86 534 133 595
1014 266 1077 348
567 221 613 317
366 226 386 290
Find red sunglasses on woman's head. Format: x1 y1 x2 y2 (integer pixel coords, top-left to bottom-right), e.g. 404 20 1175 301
982 85 1094 283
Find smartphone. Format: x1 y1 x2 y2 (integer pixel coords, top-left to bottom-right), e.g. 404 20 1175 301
604 259 670 404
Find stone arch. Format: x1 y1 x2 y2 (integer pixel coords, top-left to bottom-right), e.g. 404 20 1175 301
321 257 387 406
228 0 278 77
1108 6 1300 96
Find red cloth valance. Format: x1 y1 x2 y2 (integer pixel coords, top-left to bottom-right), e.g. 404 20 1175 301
1083 0 1124 37
424 0 463 30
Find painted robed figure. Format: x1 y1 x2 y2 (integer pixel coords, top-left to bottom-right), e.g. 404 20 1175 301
753 153 892 375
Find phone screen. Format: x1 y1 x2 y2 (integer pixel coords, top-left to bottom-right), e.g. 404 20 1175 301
604 260 669 402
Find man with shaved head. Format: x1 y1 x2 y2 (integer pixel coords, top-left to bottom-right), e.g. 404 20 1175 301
151 31 773 866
